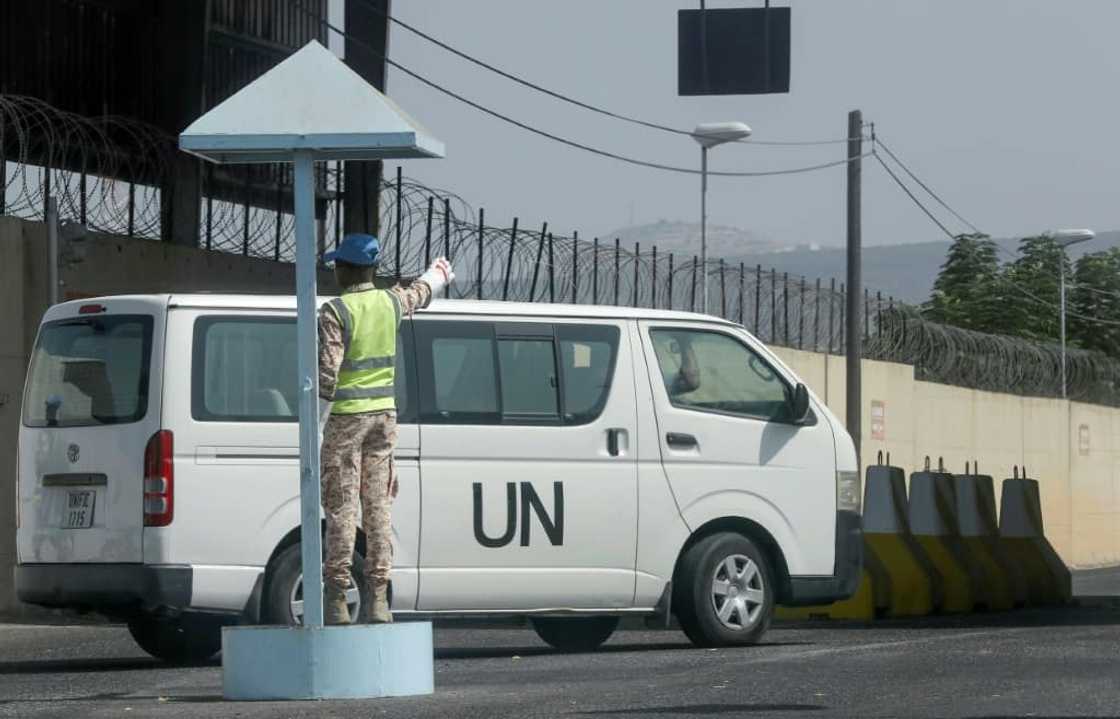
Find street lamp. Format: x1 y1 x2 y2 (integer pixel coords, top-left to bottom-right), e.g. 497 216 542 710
1053 228 1095 399
692 122 751 314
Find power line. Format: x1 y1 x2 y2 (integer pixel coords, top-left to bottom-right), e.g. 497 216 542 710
872 149 957 240
356 0 859 148
296 3 868 178
874 136 982 234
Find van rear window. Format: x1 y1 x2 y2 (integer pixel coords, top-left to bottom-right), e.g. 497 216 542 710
23 315 154 427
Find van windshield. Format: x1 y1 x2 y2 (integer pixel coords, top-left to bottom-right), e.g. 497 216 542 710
23 315 154 427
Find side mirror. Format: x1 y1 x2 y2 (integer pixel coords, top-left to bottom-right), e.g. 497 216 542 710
788 383 811 425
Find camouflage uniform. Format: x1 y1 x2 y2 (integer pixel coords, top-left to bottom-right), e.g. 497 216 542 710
318 280 432 594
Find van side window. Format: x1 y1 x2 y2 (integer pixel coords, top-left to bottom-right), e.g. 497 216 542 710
192 317 418 423
650 328 792 423
415 320 620 426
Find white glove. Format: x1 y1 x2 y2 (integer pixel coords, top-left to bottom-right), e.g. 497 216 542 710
418 257 454 296
317 398 332 449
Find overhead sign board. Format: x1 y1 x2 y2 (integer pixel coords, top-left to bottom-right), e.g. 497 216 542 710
678 6 791 96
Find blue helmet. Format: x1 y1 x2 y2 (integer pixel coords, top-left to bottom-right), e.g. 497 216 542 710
324 233 380 267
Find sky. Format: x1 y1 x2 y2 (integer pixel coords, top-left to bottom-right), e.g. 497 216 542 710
331 0 1120 248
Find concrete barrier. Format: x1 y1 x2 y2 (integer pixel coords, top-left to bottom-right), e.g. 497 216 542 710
863 457 938 616
776 545 886 621
952 466 1016 610
909 461 975 612
1000 472 1072 605
955 466 1028 607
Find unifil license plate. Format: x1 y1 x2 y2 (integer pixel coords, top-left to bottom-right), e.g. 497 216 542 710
63 490 96 529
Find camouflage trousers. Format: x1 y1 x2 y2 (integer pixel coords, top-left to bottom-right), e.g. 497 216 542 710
320 410 397 593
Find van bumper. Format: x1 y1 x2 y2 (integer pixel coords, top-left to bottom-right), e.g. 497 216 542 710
15 563 192 613
783 510 863 606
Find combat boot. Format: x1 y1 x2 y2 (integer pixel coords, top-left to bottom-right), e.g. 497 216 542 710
360 583 393 624
324 585 351 625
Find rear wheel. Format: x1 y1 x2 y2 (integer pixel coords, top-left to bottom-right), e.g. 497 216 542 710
263 543 367 625
127 614 222 665
531 616 619 652
674 532 775 648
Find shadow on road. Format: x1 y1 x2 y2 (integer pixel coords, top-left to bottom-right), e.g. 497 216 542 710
775 604 1120 631
0 656 217 676
434 640 813 661
577 704 824 715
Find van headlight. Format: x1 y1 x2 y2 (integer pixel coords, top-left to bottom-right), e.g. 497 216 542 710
837 471 861 514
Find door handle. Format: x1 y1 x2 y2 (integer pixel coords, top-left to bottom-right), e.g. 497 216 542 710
666 432 698 449
607 428 623 457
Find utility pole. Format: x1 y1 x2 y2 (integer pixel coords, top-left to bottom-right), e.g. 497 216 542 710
845 110 862 463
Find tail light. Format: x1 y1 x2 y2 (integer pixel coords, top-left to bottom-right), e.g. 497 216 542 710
144 430 174 527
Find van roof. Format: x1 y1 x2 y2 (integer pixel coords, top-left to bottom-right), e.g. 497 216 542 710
53 293 740 326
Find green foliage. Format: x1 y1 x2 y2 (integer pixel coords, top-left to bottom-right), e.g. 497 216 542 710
1069 248 1120 356
1000 235 1071 342
925 234 1120 359
923 233 1008 333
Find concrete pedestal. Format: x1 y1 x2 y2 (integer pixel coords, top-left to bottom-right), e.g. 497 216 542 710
222 622 434 701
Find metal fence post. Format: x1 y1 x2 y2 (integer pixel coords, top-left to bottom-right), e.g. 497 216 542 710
783 272 790 346
275 178 283 262
547 232 555 303
476 208 485 299
632 242 640 307
798 276 805 349
839 282 846 351
770 269 777 344
754 264 762 335
242 168 251 256
424 197 434 267
652 246 658 309
738 262 745 324
334 162 342 250
395 166 403 278
42 164 50 221
614 238 621 306
667 253 675 311
79 169 87 226
205 165 213 250
572 231 579 304
592 237 599 304
829 278 836 353
814 277 821 351
502 217 518 301
876 290 883 339
690 256 698 312
719 259 727 318
443 197 451 298
864 288 870 342
529 222 547 302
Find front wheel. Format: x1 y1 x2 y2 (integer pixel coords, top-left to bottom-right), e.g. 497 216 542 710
531 616 619 652
674 532 775 648
127 614 222 665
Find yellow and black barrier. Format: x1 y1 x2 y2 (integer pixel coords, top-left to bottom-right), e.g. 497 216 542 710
955 465 1028 607
950 464 1016 610
908 459 977 612
1000 469 1072 605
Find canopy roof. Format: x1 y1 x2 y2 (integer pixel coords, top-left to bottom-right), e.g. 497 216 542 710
180 41 444 164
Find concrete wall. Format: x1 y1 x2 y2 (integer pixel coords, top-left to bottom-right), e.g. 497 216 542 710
772 347 1120 568
0 217 335 617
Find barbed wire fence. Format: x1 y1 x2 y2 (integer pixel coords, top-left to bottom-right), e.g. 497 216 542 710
3 93 1118 406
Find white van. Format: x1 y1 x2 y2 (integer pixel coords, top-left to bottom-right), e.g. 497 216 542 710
16 294 861 662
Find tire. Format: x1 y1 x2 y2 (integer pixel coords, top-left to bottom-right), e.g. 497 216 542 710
674 532 775 648
127 614 222 665
531 616 619 652
263 543 368 625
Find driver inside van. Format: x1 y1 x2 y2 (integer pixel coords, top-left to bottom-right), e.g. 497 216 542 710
654 332 701 398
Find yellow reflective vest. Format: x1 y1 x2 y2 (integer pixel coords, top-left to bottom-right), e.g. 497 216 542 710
324 288 400 414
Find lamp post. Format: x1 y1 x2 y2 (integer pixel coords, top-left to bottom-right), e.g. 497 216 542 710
692 122 751 315
1053 229 1095 399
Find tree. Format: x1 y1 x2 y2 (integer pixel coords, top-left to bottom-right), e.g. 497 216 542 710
999 234 1071 343
1069 248 1120 356
923 233 1008 333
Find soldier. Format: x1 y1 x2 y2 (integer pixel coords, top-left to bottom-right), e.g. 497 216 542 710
317 233 453 624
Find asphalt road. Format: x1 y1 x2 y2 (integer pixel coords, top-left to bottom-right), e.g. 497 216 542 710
2 605 1119 719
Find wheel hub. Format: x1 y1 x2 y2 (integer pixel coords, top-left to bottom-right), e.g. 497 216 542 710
710 553 765 631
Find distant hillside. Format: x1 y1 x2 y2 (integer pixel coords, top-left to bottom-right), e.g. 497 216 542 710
604 222 1120 305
